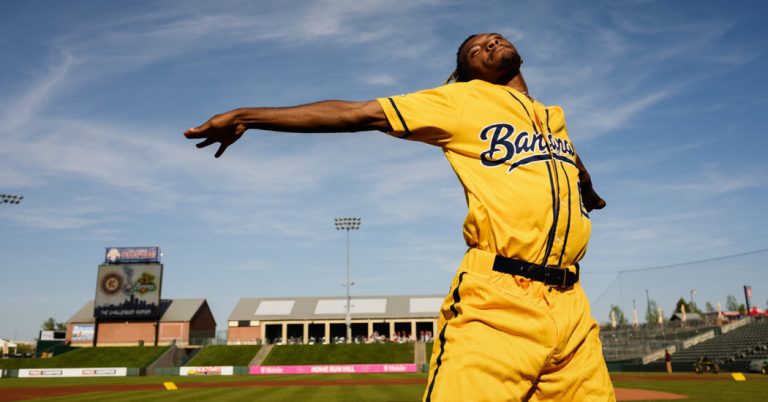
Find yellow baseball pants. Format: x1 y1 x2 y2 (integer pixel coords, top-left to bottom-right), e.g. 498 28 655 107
424 248 615 402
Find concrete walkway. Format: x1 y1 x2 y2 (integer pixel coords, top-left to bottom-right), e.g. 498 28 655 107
249 344 273 366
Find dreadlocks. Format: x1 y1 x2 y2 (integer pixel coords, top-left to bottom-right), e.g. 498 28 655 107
445 34 478 84
445 33 524 85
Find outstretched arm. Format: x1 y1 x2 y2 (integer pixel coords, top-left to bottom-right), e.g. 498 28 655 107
184 100 390 158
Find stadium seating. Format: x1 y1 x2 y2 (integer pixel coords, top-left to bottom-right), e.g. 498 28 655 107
666 318 768 364
600 321 718 361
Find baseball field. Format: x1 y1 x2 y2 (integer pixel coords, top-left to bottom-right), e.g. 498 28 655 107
1 372 767 401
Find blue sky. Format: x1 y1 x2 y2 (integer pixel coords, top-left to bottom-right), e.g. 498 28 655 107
2 0 767 340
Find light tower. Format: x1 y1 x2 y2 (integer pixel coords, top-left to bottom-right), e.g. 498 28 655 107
334 217 361 343
1 194 23 204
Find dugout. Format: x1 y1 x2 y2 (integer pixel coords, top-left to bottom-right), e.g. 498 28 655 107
66 298 216 347
227 295 442 344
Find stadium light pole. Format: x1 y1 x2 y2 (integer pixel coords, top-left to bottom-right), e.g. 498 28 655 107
335 217 361 344
645 289 650 323
1 194 23 205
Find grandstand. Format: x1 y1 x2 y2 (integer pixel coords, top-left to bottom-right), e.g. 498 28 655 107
600 320 717 361
601 316 768 372
662 317 768 366
227 295 442 345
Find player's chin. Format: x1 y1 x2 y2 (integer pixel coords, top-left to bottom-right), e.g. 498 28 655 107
498 53 522 73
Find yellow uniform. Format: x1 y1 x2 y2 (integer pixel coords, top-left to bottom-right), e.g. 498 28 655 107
377 80 615 401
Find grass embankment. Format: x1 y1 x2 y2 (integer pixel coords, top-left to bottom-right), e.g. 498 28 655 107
262 343 414 365
0 346 169 369
425 342 434 365
185 345 262 366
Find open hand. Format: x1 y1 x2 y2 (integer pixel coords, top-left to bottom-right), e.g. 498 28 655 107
184 111 247 158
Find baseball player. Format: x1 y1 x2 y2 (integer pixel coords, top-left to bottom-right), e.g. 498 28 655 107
185 33 613 401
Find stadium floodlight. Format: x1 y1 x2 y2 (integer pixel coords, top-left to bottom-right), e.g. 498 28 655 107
335 217 361 344
1 194 23 205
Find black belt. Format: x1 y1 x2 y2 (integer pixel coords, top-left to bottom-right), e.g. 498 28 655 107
492 255 579 288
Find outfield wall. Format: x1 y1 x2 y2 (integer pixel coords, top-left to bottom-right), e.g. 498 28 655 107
252 364 417 375
180 366 234 376
2 367 142 378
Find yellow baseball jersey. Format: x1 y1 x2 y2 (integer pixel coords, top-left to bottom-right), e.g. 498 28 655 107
377 79 591 268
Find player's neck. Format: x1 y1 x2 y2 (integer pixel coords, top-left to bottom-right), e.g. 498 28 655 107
504 73 530 98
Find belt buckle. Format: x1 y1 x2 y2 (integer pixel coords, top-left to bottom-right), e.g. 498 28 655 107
561 268 568 288
545 265 568 288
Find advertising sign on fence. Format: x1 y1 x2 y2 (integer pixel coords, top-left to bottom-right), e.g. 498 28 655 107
180 366 234 376
250 364 417 375
19 367 128 378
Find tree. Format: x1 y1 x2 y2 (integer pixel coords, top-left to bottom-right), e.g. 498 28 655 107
16 343 34 355
688 301 702 314
738 304 746 316
41 317 57 331
609 305 627 326
705 302 715 314
41 317 66 331
726 295 739 312
674 298 691 314
645 299 659 324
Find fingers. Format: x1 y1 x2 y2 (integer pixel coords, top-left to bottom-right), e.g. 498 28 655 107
582 187 607 212
184 121 210 138
214 144 228 158
196 138 216 149
185 116 245 158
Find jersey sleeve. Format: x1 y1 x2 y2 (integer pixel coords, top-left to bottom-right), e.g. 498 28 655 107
376 83 469 147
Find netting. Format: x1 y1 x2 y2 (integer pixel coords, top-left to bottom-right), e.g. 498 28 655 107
586 248 768 329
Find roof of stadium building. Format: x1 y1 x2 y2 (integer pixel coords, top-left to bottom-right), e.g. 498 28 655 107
229 295 445 322
68 299 213 324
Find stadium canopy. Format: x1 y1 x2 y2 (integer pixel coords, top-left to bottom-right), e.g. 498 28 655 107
228 295 444 345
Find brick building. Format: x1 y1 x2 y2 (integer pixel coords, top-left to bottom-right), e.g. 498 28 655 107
67 298 215 346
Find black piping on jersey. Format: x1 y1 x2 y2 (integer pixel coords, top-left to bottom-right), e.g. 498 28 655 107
553 154 577 167
506 90 561 266
425 272 467 402
542 161 558 265
505 91 537 129
387 97 412 139
542 110 563 266
545 109 553 134
557 161 573 268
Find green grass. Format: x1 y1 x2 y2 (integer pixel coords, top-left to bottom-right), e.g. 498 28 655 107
262 344 414 365
184 345 262 366
425 342 434 366
0 373 427 402
0 346 169 369
611 372 768 402
2 372 768 402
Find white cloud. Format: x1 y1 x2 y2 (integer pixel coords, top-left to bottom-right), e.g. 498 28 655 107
360 74 397 87
0 50 76 134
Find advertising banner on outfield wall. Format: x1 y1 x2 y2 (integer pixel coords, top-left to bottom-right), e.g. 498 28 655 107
250 364 417 375
180 366 234 376
94 263 163 319
19 368 128 378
